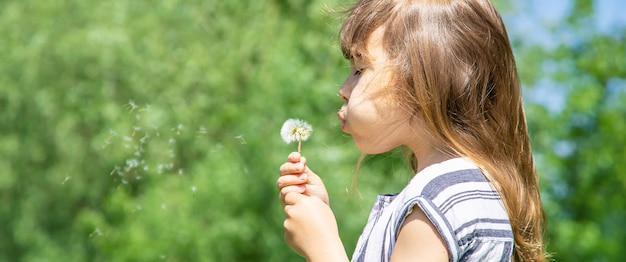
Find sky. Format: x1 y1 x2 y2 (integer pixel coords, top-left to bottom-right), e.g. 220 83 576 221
503 0 626 113
505 0 626 49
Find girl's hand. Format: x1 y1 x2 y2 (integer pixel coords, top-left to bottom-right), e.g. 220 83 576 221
277 152 329 205
277 152 348 261
282 192 348 261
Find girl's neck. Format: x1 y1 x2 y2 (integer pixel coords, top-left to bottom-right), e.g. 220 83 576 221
409 144 455 174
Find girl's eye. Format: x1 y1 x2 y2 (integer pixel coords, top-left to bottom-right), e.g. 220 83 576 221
354 69 363 77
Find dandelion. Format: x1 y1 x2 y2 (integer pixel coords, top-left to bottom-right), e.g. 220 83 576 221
280 118 313 153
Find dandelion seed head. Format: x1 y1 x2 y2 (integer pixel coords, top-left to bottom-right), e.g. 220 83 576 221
280 118 313 144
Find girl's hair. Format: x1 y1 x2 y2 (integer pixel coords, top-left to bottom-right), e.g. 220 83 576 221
340 0 547 261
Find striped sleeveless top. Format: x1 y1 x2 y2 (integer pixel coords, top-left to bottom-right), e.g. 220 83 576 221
351 158 513 262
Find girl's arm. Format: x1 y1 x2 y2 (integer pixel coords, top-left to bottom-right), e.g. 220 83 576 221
390 207 449 262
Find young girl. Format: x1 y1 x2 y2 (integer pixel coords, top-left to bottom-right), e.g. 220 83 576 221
277 0 546 261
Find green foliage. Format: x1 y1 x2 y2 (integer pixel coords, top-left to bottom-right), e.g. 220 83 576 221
1 0 624 261
0 0 416 261
516 2 626 260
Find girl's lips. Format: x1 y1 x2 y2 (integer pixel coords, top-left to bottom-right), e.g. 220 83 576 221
337 111 346 131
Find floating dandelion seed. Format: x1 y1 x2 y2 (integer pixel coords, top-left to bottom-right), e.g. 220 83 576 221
89 227 102 238
125 100 138 113
235 134 247 144
280 118 313 153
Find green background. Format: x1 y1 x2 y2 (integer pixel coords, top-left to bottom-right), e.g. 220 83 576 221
1 0 624 261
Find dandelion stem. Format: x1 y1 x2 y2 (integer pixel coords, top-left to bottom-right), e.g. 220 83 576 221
298 139 302 153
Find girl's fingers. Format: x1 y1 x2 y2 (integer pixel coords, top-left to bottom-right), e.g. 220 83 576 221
279 159 307 176
276 174 308 190
283 191 305 206
279 185 305 205
278 153 314 206
287 152 301 163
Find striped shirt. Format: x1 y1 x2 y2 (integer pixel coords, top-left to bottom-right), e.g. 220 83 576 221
351 158 513 262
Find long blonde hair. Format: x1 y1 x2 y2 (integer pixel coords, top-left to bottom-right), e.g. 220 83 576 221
340 0 547 261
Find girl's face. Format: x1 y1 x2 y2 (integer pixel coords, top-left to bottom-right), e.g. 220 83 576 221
337 27 417 154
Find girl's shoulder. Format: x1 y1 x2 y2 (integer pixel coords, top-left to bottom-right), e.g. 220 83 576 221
402 157 499 204
396 158 514 261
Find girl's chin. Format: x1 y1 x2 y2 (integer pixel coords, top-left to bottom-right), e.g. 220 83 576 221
353 139 379 154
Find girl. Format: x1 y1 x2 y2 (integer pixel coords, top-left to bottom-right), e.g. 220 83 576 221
277 0 547 261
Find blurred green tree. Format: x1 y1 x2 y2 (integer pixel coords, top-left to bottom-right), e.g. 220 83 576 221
509 0 626 260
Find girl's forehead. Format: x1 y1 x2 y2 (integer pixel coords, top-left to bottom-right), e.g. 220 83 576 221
352 27 385 65
340 30 371 61
347 48 370 68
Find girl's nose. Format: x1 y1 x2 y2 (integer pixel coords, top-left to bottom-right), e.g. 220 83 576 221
338 90 349 102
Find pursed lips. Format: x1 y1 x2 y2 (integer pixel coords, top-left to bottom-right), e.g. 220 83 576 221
337 108 346 131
